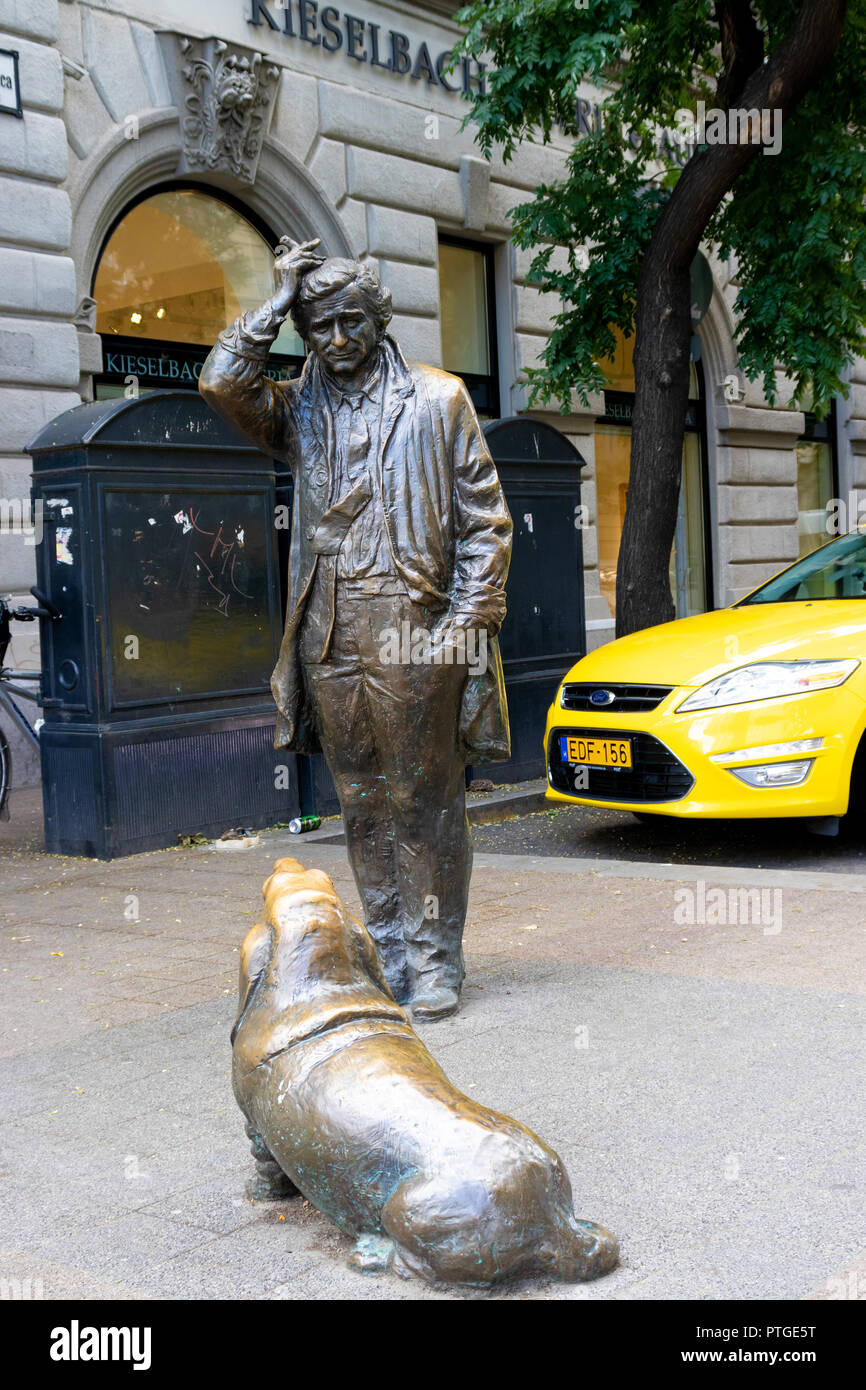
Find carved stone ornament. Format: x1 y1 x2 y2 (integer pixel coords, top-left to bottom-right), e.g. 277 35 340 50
72 296 98 333
162 33 281 185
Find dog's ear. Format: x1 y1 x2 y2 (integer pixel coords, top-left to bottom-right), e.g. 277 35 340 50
272 856 305 876
238 920 272 998
348 913 397 1003
231 921 273 1045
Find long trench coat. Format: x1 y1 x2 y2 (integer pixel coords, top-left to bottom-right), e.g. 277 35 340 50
199 321 513 762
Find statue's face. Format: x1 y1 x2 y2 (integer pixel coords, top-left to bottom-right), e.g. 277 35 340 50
304 284 379 378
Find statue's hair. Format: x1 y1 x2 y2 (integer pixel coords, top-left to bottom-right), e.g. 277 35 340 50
290 258 392 341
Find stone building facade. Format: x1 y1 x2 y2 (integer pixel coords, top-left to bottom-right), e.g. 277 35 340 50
2 0 866 786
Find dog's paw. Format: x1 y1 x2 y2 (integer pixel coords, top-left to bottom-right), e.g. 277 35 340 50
246 1164 301 1202
347 1233 395 1275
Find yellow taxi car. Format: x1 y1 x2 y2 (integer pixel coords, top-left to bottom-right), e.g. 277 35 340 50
545 529 866 822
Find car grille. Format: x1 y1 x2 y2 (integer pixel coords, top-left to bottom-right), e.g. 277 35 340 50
548 727 695 803
560 682 674 713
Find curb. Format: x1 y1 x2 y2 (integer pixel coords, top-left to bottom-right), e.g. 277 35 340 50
285 778 550 845
467 780 549 825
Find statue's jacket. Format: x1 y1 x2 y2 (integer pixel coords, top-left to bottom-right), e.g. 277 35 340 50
199 309 513 760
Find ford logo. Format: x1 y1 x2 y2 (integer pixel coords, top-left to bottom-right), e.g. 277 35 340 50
590 689 616 707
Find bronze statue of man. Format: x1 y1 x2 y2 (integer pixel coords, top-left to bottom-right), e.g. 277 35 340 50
200 237 512 1020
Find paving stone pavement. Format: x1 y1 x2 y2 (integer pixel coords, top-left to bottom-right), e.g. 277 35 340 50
1 795 865 1301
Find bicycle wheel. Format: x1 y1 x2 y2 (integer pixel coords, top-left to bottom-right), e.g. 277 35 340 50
0 724 9 819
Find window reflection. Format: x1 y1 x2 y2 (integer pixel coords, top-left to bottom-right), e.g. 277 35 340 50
94 189 304 358
595 325 707 618
596 323 699 399
797 438 834 558
439 241 490 376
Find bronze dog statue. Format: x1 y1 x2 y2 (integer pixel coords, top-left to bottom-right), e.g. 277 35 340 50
231 857 619 1287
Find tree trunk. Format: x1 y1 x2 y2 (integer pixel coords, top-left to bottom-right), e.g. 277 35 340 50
615 0 847 637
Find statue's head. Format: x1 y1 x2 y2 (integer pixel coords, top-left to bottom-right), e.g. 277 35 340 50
291 258 392 379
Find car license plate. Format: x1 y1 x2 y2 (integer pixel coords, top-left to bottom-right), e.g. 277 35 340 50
559 735 632 769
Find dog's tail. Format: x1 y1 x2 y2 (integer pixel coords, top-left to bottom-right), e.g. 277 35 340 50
549 1216 619 1282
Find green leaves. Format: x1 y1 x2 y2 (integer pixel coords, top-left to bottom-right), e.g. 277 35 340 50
453 0 640 153
455 0 866 416
712 91 866 412
508 132 663 409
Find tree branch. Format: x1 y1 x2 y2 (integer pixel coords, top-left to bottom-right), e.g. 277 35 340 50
660 0 848 277
617 0 848 636
714 0 765 110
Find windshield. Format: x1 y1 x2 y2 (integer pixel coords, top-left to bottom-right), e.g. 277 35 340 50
739 530 866 604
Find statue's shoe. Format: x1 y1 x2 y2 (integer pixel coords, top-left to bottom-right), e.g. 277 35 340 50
410 984 460 1022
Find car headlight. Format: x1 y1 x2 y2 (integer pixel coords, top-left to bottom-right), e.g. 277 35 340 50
677 659 859 712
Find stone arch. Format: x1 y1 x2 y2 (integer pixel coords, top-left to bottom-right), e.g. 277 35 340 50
67 110 353 388
696 273 740 605
698 276 740 398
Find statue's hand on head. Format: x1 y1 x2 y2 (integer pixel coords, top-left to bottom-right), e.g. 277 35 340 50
271 236 325 319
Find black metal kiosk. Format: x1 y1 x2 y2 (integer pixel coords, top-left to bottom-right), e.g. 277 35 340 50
28 391 298 858
482 417 587 782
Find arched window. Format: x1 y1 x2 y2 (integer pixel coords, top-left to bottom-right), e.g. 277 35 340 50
92 187 305 397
